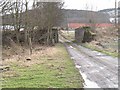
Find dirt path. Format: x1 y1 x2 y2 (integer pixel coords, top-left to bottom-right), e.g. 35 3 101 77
60 36 118 88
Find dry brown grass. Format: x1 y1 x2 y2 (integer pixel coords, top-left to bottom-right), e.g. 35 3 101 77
82 26 118 57
2 70 20 78
2 43 60 68
95 26 118 41
2 43 83 88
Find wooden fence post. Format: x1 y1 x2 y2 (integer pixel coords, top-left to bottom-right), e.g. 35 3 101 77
29 37 32 55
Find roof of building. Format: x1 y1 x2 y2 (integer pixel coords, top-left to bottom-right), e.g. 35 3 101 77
68 23 113 29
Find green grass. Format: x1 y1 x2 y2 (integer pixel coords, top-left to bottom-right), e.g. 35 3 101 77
2 43 83 88
60 31 75 41
82 43 118 57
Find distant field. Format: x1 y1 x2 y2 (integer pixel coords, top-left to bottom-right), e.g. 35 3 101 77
2 43 83 88
60 30 75 41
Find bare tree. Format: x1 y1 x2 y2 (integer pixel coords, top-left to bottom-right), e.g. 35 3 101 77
29 2 64 45
1 1 14 31
1 0 64 46
42 2 64 45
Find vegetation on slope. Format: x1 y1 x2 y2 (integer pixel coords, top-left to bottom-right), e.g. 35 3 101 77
2 43 84 88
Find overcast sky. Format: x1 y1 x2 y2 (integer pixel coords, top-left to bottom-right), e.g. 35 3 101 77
63 0 120 11
28 0 120 11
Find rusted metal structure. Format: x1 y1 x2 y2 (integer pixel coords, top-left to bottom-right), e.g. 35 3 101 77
52 27 59 43
75 26 95 43
75 27 85 43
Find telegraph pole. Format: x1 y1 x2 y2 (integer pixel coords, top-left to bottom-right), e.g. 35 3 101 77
115 0 117 26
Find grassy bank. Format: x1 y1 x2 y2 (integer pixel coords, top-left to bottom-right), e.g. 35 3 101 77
2 43 83 88
82 43 118 57
60 30 118 57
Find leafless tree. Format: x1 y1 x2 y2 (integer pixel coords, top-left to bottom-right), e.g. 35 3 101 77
29 2 64 45
41 2 64 45
1 0 64 46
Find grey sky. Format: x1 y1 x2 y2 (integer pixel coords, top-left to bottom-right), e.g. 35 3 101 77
63 0 120 11
28 0 120 11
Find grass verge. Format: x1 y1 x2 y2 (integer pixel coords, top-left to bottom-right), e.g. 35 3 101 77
2 43 83 88
60 30 118 58
81 43 118 57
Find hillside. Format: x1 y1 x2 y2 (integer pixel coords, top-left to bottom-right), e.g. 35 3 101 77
63 9 110 23
99 8 120 23
2 9 111 28
61 9 111 27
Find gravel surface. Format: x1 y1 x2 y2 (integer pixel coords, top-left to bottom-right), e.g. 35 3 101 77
60 36 118 88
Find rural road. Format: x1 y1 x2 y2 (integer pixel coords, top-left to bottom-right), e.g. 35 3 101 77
60 36 118 88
